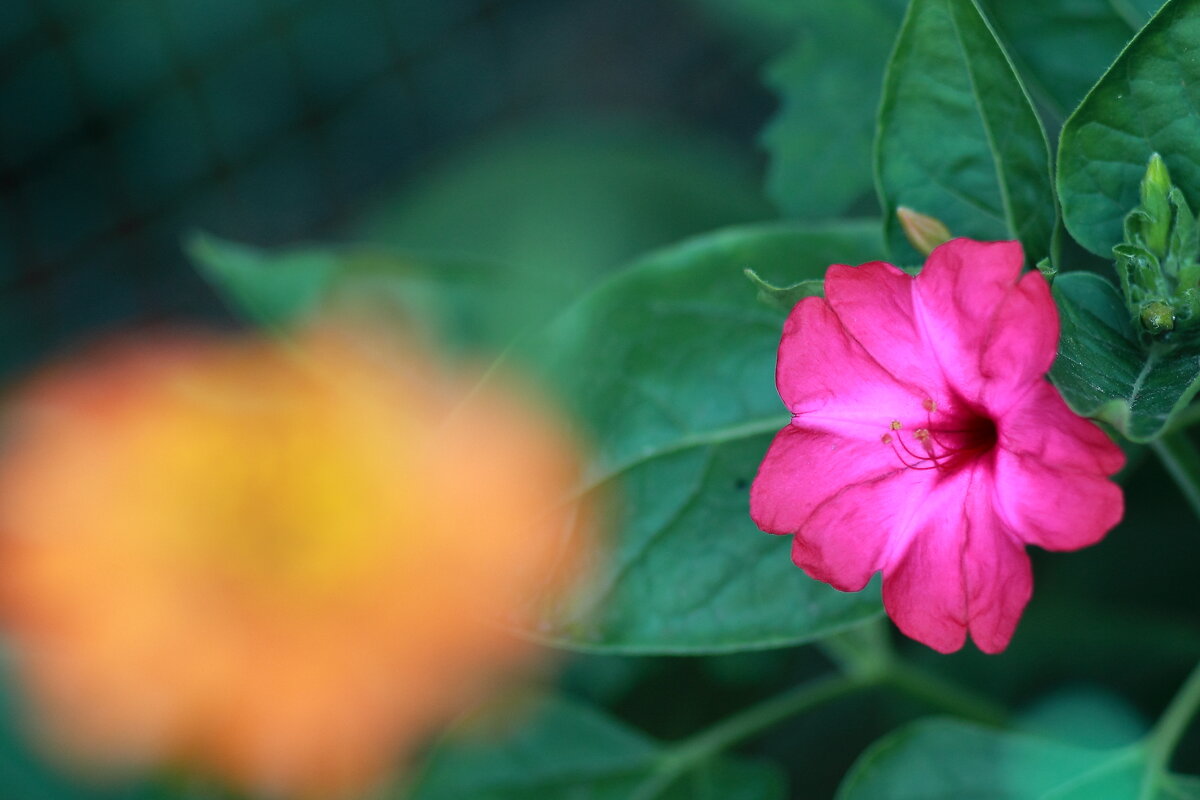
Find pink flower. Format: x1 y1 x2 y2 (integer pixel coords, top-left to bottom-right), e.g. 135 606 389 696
750 239 1125 654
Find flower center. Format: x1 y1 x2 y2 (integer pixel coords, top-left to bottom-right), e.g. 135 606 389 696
879 398 997 473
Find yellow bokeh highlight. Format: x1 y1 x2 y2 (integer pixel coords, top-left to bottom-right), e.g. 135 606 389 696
0 327 590 799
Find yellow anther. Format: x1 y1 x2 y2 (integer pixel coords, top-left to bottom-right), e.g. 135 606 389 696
890 420 902 430
881 433 893 445
922 398 937 412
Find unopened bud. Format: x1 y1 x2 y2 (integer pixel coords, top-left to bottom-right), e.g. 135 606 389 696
1140 154 1172 258
897 207 952 256
1140 300 1175 334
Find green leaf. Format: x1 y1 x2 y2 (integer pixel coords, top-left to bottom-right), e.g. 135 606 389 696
525 221 886 652
407 697 786 800
743 268 823 311
188 234 336 328
876 0 1056 264
1050 271 1200 441
1058 0 1200 257
978 0 1158 123
839 716 1200 800
761 0 905 219
837 718 1149 800
190 235 560 353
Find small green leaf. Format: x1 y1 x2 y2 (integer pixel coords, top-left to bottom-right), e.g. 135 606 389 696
1050 271 1200 442
188 234 336 328
189 235 557 353
837 718 1155 800
876 0 1056 263
1058 0 1200 257
743 268 823 311
408 697 786 800
761 0 906 219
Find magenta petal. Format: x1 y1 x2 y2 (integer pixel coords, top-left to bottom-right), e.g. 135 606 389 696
882 467 1031 654
751 425 900 536
882 504 969 654
963 521 1032 654
999 381 1126 474
994 383 1125 550
824 261 943 392
977 271 1058 406
776 297 931 431
793 466 930 592
915 239 1048 402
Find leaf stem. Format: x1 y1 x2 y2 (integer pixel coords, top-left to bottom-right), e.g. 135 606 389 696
629 671 873 800
1151 432 1200 521
1140 660 1200 800
630 651 1007 798
1166 402 1200 433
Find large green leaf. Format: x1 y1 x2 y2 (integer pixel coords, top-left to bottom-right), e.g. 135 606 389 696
979 0 1159 125
1050 271 1200 441
525 221 886 652
761 0 905 219
876 0 1056 264
837 717 1197 800
1058 0 1200 257
407 696 785 800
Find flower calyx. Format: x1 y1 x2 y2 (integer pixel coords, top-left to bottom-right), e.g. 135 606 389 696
1116 153 1200 336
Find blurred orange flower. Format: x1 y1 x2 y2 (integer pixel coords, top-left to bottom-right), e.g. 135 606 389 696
0 327 589 798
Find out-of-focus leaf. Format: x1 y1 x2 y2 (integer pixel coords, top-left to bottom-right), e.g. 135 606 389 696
685 0 809 53
1050 271 1200 441
876 0 1055 264
837 718 1149 800
348 116 773 286
407 696 786 800
761 0 905 219
524 221 885 652
1058 0 1200 257
190 235 557 353
1017 687 1147 749
187 234 336 329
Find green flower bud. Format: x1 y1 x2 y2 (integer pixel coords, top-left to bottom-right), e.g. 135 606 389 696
1140 300 1175 335
1140 154 1172 258
897 207 951 256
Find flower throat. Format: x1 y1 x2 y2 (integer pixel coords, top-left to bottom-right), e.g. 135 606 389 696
879 399 997 473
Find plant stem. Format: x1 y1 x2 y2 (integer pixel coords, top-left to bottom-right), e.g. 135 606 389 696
1140 660 1200 800
1151 432 1200 521
629 672 875 800
629 657 1007 799
883 661 1009 728
1165 402 1200 433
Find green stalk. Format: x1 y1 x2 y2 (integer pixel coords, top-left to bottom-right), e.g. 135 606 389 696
628 656 1007 799
1151 432 1200 521
1140 660 1200 800
629 671 874 800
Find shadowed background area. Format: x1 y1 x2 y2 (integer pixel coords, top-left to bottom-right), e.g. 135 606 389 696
0 0 777 375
